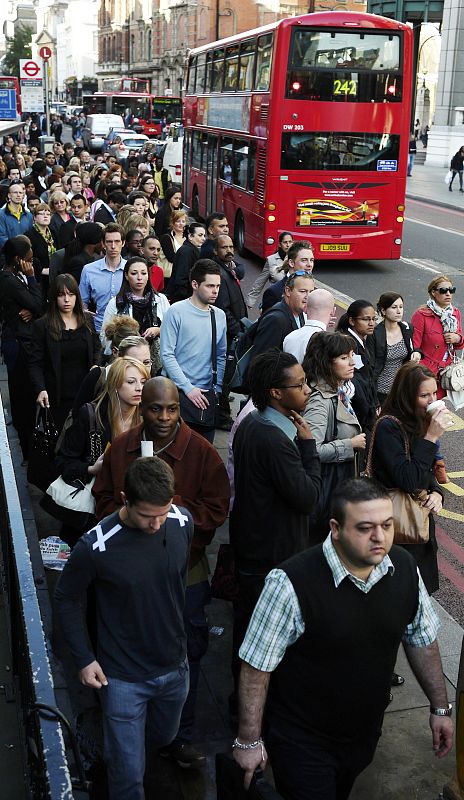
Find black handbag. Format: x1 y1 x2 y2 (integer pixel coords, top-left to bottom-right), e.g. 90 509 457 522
27 407 59 491
216 752 283 800
178 308 218 428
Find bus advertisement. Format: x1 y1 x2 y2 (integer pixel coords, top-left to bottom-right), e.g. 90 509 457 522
183 12 413 261
83 91 182 138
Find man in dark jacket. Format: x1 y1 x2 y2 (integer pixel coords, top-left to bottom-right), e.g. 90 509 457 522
94 190 126 225
252 272 314 359
212 234 247 429
230 349 321 698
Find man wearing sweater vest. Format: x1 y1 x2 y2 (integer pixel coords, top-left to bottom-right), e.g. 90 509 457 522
233 478 453 799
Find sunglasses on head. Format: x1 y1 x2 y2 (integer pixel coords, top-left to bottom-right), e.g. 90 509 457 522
437 287 456 294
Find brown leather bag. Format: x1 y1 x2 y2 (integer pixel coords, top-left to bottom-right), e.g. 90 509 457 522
364 415 430 544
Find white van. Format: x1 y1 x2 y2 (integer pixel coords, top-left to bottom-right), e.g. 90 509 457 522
82 114 125 152
163 136 183 183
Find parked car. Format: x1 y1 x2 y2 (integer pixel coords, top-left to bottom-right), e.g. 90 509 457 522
108 131 149 160
64 105 83 123
82 114 125 152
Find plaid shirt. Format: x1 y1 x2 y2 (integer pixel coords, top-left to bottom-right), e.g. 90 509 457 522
239 535 439 673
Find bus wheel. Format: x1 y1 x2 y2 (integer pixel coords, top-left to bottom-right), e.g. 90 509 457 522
234 212 246 255
191 189 200 220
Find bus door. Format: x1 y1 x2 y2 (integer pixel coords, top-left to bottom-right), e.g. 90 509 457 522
206 134 218 216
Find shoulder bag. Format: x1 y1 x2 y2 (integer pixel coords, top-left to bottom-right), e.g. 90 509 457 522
179 308 218 428
440 347 464 394
40 403 104 530
364 415 430 544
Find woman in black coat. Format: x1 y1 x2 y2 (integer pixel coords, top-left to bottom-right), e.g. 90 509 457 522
153 184 183 238
27 204 59 300
370 361 451 594
0 235 45 459
367 292 422 405
167 222 206 303
28 274 101 432
337 299 378 433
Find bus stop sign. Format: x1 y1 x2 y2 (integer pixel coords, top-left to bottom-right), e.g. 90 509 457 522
39 46 52 60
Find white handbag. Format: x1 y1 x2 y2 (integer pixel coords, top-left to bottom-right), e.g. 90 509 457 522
46 476 96 514
440 352 464 392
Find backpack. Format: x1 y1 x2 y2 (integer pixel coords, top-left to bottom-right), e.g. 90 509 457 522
225 306 290 394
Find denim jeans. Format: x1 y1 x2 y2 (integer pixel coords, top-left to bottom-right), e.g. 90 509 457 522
100 660 189 799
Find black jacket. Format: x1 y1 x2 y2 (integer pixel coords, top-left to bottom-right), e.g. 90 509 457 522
253 300 303 358
55 397 111 485
230 410 321 574
214 259 247 341
49 213 69 243
28 313 101 406
167 240 199 303
58 219 78 248
26 225 58 279
345 331 378 431
160 231 179 264
370 416 442 593
262 275 286 312
154 204 172 238
367 321 419 384
94 205 115 226
450 151 464 172
0 270 44 341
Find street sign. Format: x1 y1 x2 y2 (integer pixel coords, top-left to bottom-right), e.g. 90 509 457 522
0 89 17 120
39 46 52 60
19 59 44 112
19 59 43 80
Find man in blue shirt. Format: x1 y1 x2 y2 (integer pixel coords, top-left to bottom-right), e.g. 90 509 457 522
79 222 126 332
0 181 33 250
160 259 227 443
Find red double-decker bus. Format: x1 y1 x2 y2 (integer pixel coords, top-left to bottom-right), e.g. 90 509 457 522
183 12 413 261
83 88 182 138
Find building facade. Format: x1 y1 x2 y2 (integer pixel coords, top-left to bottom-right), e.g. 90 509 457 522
97 0 367 97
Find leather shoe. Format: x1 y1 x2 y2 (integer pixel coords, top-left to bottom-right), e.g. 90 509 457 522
159 742 206 769
391 672 405 686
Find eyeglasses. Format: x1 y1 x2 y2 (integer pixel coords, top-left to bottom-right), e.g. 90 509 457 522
437 287 456 294
278 380 309 391
356 316 376 323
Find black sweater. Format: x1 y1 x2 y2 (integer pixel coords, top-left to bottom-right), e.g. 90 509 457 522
0 270 44 340
230 411 321 573
54 507 193 680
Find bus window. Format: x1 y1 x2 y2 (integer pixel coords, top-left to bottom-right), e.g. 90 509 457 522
205 52 213 93
112 97 150 120
187 56 196 94
248 141 257 193
192 131 207 170
280 131 400 172
196 53 206 93
255 34 273 91
234 141 249 189
289 29 400 71
220 137 234 183
224 44 240 92
212 48 225 92
238 40 256 91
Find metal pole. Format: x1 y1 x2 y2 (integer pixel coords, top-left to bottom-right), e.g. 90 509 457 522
43 60 50 136
443 636 464 799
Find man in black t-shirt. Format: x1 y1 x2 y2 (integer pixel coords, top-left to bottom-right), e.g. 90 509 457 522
55 457 193 799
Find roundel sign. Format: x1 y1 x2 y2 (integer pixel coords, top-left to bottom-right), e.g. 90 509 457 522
39 46 52 60
21 60 41 78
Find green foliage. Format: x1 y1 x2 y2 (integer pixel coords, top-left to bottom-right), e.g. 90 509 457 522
2 26 33 78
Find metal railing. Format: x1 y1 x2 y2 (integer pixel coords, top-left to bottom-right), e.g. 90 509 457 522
0 394 76 799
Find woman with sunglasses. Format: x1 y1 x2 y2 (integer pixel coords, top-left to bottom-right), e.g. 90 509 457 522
411 275 463 400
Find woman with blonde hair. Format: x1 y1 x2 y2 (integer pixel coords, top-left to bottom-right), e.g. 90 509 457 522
121 212 150 240
49 190 71 242
159 208 188 280
53 356 149 544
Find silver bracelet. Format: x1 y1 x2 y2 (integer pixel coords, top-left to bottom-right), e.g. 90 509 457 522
430 703 452 717
232 737 263 750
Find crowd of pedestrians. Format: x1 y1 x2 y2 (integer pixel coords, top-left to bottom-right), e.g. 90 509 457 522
0 130 460 799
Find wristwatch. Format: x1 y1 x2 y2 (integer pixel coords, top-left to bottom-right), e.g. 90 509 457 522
430 704 452 716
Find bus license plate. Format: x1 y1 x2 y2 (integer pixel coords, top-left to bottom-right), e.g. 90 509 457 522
320 244 351 252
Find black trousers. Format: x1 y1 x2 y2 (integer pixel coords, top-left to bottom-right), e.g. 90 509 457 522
265 720 379 800
3 339 36 459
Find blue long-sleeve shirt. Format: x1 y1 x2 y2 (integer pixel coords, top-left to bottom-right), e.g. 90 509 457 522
160 299 227 394
0 204 33 249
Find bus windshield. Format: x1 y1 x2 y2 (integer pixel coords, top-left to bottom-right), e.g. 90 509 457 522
112 97 151 121
281 131 400 171
287 28 402 102
152 100 182 123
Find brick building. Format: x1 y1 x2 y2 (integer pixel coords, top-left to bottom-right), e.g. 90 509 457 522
97 0 367 97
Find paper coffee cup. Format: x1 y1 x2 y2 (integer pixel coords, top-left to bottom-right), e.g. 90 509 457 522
141 440 154 457
426 400 446 414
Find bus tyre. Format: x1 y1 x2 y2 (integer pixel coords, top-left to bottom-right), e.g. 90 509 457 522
234 212 246 256
191 190 200 220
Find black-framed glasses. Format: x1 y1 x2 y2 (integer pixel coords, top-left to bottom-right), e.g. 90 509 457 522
278 380 309 391
437 287 456 294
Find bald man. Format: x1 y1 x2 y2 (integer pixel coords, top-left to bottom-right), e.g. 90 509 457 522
283 288 336 363
93 376 230 768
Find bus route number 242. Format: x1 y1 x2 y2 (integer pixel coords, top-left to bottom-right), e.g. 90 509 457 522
283 124 304 131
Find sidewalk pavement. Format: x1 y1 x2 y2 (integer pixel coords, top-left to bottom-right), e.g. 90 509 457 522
406 161 464 212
